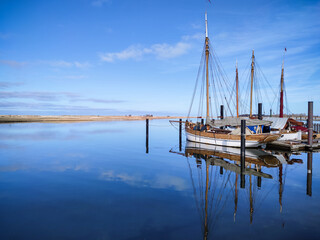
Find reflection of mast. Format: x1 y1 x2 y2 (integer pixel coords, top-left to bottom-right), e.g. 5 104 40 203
204 159 209 240
249 175 254 224
279 164 283 213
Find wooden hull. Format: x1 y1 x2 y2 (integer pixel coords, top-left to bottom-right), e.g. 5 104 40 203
185 141 281 168
186 127 280 148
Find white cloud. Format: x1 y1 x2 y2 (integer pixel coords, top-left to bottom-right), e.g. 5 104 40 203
100 41 191 62
46 60 91 68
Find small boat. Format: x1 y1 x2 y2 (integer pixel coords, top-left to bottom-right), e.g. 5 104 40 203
185 14 280 148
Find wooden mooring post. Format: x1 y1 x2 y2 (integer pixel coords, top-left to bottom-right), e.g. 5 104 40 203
308 101 313 147
240 119 246 188
258 103 262 120
220 105 224 119
179 118 182 151
146 119 149 153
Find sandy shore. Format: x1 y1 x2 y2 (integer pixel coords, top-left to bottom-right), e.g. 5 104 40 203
0 115 189 123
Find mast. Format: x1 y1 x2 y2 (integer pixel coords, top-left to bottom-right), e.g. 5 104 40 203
279 49 286 118
234 173 238 222
236 60 239 118
205 13 210 124
249 174 254 224
250 50 255 118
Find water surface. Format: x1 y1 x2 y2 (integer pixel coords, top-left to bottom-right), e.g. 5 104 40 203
0 120 319 239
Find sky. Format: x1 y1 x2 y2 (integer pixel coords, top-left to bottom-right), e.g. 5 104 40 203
0 0 319 116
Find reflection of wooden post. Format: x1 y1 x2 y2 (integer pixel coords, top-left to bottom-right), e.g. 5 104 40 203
240 120 246 188
220 166 223 175
308 101 313 146
250 175 253 224
307 152 312 196
179 119 182 151
257 165 261 188
146 119 149 154
234 174 238 222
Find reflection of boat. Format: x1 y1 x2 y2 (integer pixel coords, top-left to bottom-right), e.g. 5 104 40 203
183 143 275 239
170 138 303 238
185 14 280 148
186 141 282 169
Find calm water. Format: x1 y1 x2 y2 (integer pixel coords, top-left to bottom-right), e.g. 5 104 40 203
0 120 319 240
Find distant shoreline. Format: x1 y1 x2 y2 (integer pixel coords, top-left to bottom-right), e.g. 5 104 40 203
0 115 188 123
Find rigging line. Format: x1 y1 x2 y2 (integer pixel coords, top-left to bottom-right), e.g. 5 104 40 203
210 55 226 115
255 60 278 98
210 55 221 116
225 96 234 117
210 55 220 117
210 171 234 231
198 62 206 118
211 45 233 87
284 81 291 114
188 42 206 119
187 158 203 223
211 52 237 110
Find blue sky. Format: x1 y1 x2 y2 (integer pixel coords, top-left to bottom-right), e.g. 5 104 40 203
0 0 319 116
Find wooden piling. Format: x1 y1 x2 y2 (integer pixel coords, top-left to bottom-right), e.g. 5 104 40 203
220 105 224 119
308 101 313 146
179 118 182 151
258 103 262 120
146 119 149 153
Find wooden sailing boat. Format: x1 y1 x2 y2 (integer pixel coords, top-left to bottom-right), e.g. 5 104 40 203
185 14 280 148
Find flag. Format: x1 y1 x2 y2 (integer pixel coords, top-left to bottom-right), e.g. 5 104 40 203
208 0 211 3
285 47 287 52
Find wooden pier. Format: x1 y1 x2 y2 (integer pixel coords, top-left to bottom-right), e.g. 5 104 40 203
266 139 320 152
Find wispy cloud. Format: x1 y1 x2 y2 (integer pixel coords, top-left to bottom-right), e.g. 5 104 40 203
0 32 10 39
0 101 116 112
45 60 91 68
0 82 24 89
0 91 125 104
101 171 188 191
63 75 87 80
0 59 91 69
100 41 191 62
92 0 110 7
0 60 27 67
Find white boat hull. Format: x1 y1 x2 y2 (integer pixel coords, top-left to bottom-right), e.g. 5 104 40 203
186 131 262 148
